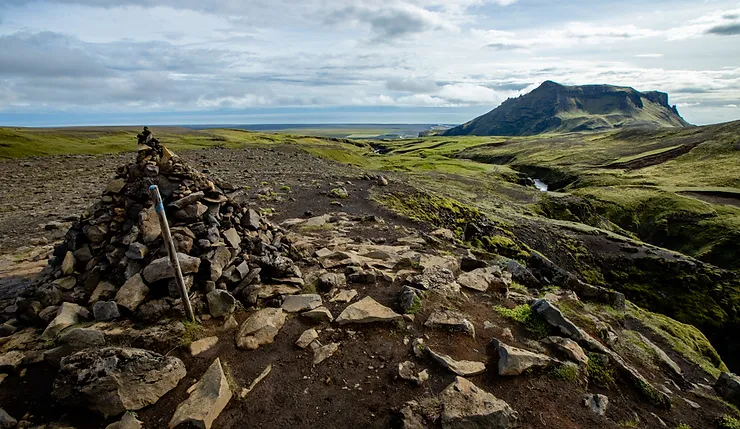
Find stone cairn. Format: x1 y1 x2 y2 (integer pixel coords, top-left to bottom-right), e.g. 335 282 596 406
17 128 301 328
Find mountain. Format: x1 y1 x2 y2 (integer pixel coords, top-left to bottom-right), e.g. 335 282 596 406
443 81 691 136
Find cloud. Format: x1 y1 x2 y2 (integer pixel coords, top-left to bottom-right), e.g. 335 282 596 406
706 23 740 35
0 32 109 77
324 4 456 40
635 53 663 58
386 78 439 93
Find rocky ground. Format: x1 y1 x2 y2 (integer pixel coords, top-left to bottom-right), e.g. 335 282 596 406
0 144 739 429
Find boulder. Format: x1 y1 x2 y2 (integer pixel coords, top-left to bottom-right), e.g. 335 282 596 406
235 308 286 350
715 372 740 408
409 266 460 295
139 206 161 243
60 327 105 350
335 297 402 325
296 329 319 349
206 289 236 318
583 393 609 416
493 339 553 376
242 209 261 231
115 274 149 312
456 267 506 292
89 281 116 304
0 350 24 372
169 191 205 210
93 301 120 321
542 336 588 365
424 309 475 338
438 377 519 429
0 408 17 429
53 347 186 418
222 228 241 249
282 294 322 313
330 289 357 303
125 243 148 260
427 347 486 377
142 254 201 283
42 302 87 339
318 272 346 291
170 358 232 429
105 412 143 429
398 286 422 313
106 178 126 194
531 299 583 340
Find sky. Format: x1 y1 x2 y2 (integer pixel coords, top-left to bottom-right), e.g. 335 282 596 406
0 0 739 126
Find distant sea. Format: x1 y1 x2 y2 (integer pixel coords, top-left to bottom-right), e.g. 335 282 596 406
181 123 450 139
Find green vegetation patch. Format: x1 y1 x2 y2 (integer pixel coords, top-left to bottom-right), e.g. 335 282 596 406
549 362 580 382
493 304 552 339
586 352 616 389
718 415 740 429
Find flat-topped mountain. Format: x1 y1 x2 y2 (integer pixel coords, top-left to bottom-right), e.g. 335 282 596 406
443 81 691 136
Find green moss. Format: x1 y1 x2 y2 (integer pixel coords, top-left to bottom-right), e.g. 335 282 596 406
549 362 580 382
620 419 640 428
586 353 616 389
405 295 422 315
280 185 291 191
634 378 671 408
302 282 317 294
718 415 740 429
181 320 203 346
329 188 349 199
494 305 552 339
676 424 691 429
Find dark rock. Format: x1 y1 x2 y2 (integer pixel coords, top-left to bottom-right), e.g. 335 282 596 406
93 301 120 321
715 372 740 408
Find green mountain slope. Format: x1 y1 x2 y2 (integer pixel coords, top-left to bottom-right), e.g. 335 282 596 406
444 81 691 136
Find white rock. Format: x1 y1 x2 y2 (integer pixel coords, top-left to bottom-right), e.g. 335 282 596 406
190 336 219 356
335 297 402 325
296 329 319 349
169 358 232 429
235 308 286 350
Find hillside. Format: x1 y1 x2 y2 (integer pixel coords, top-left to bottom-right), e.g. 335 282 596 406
444 81 691 136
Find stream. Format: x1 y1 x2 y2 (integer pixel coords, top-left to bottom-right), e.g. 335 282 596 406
533 178 549 192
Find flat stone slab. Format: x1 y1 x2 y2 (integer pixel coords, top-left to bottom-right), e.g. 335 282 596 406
439 376 519 428
190 336 219 356
424 309 475 338
493 339 553 376
296 329 319 349
335 297 402 325
169 358 232 429
235 308 286 350
427 347 486 377
281 294 322 313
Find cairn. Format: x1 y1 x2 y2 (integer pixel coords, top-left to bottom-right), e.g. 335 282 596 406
16 128 301 327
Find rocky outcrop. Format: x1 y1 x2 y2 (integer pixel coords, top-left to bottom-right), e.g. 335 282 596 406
170 358 232 429
715 372 740 408
492 339 553 376
583 393 609 416
53 347 186 418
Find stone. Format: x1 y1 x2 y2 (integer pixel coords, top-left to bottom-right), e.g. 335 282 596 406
139 206 161 243
74 244 93 263
125 242 148 260
86 223 109 243
170 358 232 429
206 289 236 318
460 256 488 272
282 294 322 313
243 209 261 230
493 339 553 376
168 275 194 298
377 175 389 186
142 253 201 283
59 327 105 349
398 286 422 313
410 265 460 295
54 276 77 290
296 329 319 349
330 289 358 303
304 214 330 227
335 297 402 325
634 332 682 377
424 309 475 338
0 408 17 429
174 201 208 222
169 191 205 210
583 393 609 416
53 347 186 418
222 315 238 330
0 350 24 372
257 284 302 299
236 308 286 350
531 299 583 340
223 228 241 249
207 246 232 281
190 336 219 356
317 272 346 291
329 187 349 199
438 376 519 429
105 412 143 429
115 274 149 312
61 251 76 275
427 347 486 377
313 342 340 365
89 281 116 303
683 397 701 409
347 269 376 284
42 302 87 339
398 361 429 386
457 267 505 293
106 178 126 194
431 228 455 240
542 336 588 365
715 372 740 408
93 301 120 321
301 307 334 322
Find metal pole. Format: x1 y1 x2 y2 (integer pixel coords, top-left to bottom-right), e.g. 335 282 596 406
148 185 196 322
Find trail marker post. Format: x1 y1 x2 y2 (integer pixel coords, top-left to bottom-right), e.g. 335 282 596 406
148 185 196 323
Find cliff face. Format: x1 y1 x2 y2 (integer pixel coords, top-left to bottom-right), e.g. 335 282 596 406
444 81 691 136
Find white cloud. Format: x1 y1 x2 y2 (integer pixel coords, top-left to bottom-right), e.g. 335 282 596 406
635 53 664 58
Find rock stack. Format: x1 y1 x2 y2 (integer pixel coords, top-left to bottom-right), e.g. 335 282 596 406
17 129 301 329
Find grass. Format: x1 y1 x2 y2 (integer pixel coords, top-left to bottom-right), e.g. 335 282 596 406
405 295 422 315
181 320 203 346
493 304 552 339
719 415 740 429
586 352 616 388
549 362 580 382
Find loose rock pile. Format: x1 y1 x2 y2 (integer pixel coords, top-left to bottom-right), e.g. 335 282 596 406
17 130 301 328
